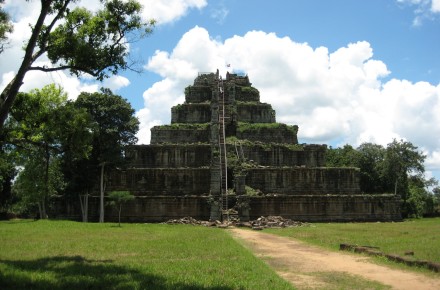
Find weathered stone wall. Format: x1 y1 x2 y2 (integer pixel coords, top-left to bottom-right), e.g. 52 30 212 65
52 194 401 222
236 103 276 123
107 168 211 196
246 167 361 195
235 86 260 102
125 144 211 168
240 144 326 167
171 104 211 123
53 196 211 222
194 72 217 86
226 72 251 86
150 124 210 144
184 86 212 103
248 195 402 222
237 123 298 144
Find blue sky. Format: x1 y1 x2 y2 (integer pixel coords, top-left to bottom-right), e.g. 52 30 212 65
2 0 440 180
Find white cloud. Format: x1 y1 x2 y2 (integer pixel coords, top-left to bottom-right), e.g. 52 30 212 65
3 0 40 20
140 0 207 25
432 0 440 12
102 75 131 92
9 65 99 100
136 108 162 144
426 150 440 170
0 0 137 100
139 26 440 175
210 3 229 24
1 0 209 100
396 0 440 25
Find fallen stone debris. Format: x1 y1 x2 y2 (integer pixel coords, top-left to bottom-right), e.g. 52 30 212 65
163 216 213 226
248 216 308 230
163 215 308 230
339 243 440 273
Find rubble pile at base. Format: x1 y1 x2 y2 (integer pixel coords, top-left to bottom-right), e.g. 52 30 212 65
163 216 211 226
248 216 308 229
163 215 308 229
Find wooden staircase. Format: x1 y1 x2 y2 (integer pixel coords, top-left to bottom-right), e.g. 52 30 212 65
218 76 229 222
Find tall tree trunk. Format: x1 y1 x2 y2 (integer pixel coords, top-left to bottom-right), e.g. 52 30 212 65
79 192 89 222
42 143 50 219
41 197 47 219
99 163 106 223
0 2 52 128
38 202 43 219
118 204 122 227
79 194 84 221
85 192 89 222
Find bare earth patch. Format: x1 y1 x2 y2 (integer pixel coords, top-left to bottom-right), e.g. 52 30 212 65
229 228 440 290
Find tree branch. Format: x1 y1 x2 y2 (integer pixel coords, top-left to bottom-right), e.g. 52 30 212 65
0 1 52 128
35 0 71 61
29 65 99 78
8 137 62 154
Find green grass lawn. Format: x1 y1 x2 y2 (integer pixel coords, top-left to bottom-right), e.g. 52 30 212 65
266 218 440 265
0 220 294 290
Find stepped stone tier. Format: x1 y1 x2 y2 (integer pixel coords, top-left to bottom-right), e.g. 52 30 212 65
57 71 401 222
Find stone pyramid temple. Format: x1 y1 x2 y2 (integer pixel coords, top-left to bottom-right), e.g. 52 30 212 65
60 70 402 222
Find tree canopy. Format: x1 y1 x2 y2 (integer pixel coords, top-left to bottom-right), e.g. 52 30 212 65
6 84 73 218
0 0 154 129
0 0 12 54
326 139 436 217
73 89 139 222
2 84 139 219
75 89 139 166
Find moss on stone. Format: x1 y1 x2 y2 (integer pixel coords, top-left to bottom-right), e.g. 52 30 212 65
237 122 298 134
152 123 210 130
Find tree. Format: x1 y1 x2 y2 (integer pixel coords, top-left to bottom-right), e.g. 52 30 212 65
13 152 64 218
0 142 16 212
0 0 154 129
0 0 13 54
356 143 386 193
7 85 67 218
382 139 426 201
6 84 92 218
406 175 438 218
107 191 134 226
55 101 94 222
325 144 359 167
74 89 139 223
433 187 440 215
326 140 435 218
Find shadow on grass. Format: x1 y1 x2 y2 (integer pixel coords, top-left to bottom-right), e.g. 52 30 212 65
0 255 233 290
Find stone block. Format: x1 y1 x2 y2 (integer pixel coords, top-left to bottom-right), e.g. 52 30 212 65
235 86 260 102
107 168 211 196
150 124 210 144
240 144 326 167
245 167 361 195
236 102 276 123
171 103 211 123
236 123 298 144
247 195 402 222
125 144 211 168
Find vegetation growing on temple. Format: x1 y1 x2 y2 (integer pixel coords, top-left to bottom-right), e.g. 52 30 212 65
152 123 210 130
237 122 298 134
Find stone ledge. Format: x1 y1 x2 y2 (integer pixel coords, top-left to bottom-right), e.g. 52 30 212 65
339 243 440 272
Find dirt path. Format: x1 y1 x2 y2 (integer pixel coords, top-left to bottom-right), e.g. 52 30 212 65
229 228 440 290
